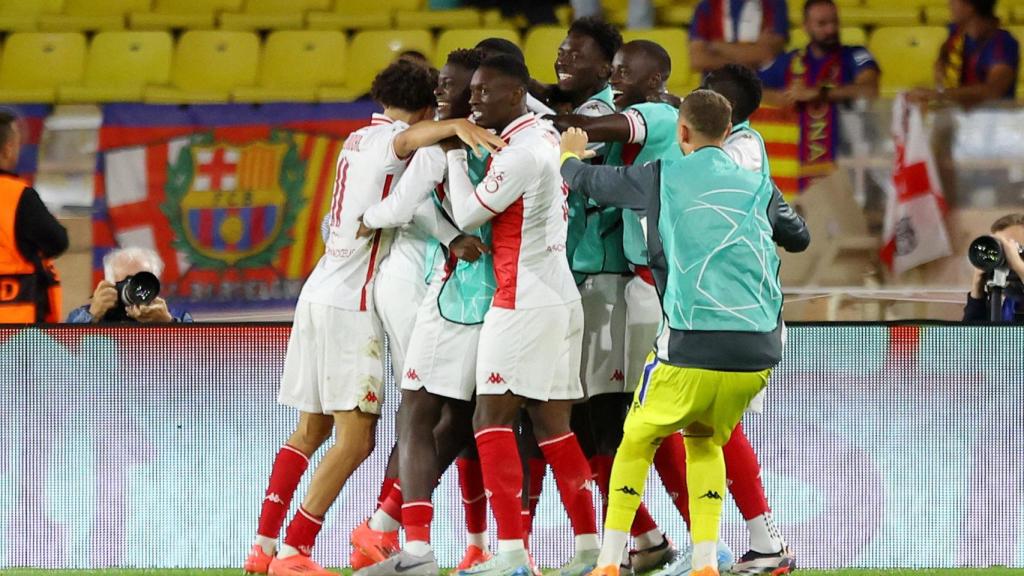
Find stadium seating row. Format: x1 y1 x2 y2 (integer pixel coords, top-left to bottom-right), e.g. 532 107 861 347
0 26 1016 104
5 0 1024 32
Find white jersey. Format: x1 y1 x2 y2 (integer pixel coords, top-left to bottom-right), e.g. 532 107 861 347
364 145 461 284
446 113 579 310
724 127 765 174
299 113 410 311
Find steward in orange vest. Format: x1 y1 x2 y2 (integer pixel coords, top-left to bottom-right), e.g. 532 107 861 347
0 110 68 323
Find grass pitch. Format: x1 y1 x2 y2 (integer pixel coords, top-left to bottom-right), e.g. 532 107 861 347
2 565 1024 569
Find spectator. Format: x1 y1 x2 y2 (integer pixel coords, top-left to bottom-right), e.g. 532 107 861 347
67 247 192 323
689 0 790 74
466 0 563 25
570 0 654 29
0 108 68 323
759 0 880 108
964 213 1024 322
911 0 1019 106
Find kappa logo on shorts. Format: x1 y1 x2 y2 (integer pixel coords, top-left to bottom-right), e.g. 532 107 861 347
405 368 420 381
363 390 379 404
486 372 506 384
610 369 625 382
699 490 722 500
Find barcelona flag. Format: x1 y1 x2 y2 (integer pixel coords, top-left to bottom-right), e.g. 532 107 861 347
94 102 378 308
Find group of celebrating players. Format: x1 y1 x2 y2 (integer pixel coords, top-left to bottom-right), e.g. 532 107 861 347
243 16 809 576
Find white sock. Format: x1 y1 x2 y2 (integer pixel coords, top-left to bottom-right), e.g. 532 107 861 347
468 532 489 550
498 539 525 552
254 534 276 556
369 508 401 532
597 529 628 567
405 541 433 557
277 544 301 559
692 541 716 571
575 533 600 553
634 529 664 550
746 513 784 554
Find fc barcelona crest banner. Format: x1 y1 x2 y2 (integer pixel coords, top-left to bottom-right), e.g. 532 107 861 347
94 102 378 309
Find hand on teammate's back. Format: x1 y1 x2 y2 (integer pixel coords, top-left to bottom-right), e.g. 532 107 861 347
449 234 490 263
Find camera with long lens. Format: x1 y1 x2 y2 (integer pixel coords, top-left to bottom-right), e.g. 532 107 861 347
968 235 1022 320
103 271 161 322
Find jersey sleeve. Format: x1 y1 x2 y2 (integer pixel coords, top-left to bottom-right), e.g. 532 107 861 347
724 131 764 174
381 124 413 173
990 30 1020 70
622 108 648 145
446 147 536 231
690 1 712 42
362 145 445 230
846 46 880 77
758 51 792 89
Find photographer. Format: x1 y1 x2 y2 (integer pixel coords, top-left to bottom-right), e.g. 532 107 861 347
67 247 192 324
964 213 1024 322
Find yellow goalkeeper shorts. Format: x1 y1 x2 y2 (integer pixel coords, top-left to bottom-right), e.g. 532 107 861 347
626 353 770 445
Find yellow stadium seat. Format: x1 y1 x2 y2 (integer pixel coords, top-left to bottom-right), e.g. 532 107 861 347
923 3 1010 23
788 0 863 24
0 32 85 102
480 8 527 29
524 26 565 85
395 8 480 29
219 0 329 31
234 30 346 102
129 0 242 31
839 6 919 26
307 0 391 30
786 26 868 50
319 29 434 101
59 31 171 102
145 30 259 103
622 28 697 93
658 4 696 26
869 26 945 96
38 0 149 32
434 28 519 66
0 0 63 31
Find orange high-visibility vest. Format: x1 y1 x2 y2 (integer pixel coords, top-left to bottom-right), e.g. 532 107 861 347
0 174 61 323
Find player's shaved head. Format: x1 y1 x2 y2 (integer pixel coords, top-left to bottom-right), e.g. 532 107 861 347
622 40 671 79
679 89 732 140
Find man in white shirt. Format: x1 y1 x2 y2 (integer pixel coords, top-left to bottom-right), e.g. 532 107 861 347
444 54 598 576
244 60 503 576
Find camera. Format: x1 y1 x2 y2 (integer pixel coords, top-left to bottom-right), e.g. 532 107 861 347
968 235 1024 273
103 272 161 321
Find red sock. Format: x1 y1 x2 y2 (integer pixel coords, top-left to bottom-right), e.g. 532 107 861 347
527 456 546 521
377 476 397 509
591 454 658 536
379 482 404 524
723 423 771 520
283 506 323 556
402 501 434 543
257 445 309 539
475 427 524 541
457 457 488 534
538 432 597 536
653 432 690 526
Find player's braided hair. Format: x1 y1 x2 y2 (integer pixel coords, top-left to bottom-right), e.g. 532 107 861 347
447 48 484 71
370 59 436 112
701 64 763 125
568 16 623 63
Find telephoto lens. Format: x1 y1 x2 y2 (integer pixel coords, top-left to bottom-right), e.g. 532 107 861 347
968 235 1009 272
118 271 161 306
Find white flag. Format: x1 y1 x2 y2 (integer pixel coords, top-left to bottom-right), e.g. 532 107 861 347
880 94 952 275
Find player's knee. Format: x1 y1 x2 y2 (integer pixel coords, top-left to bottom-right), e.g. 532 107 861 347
289 420 332 454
